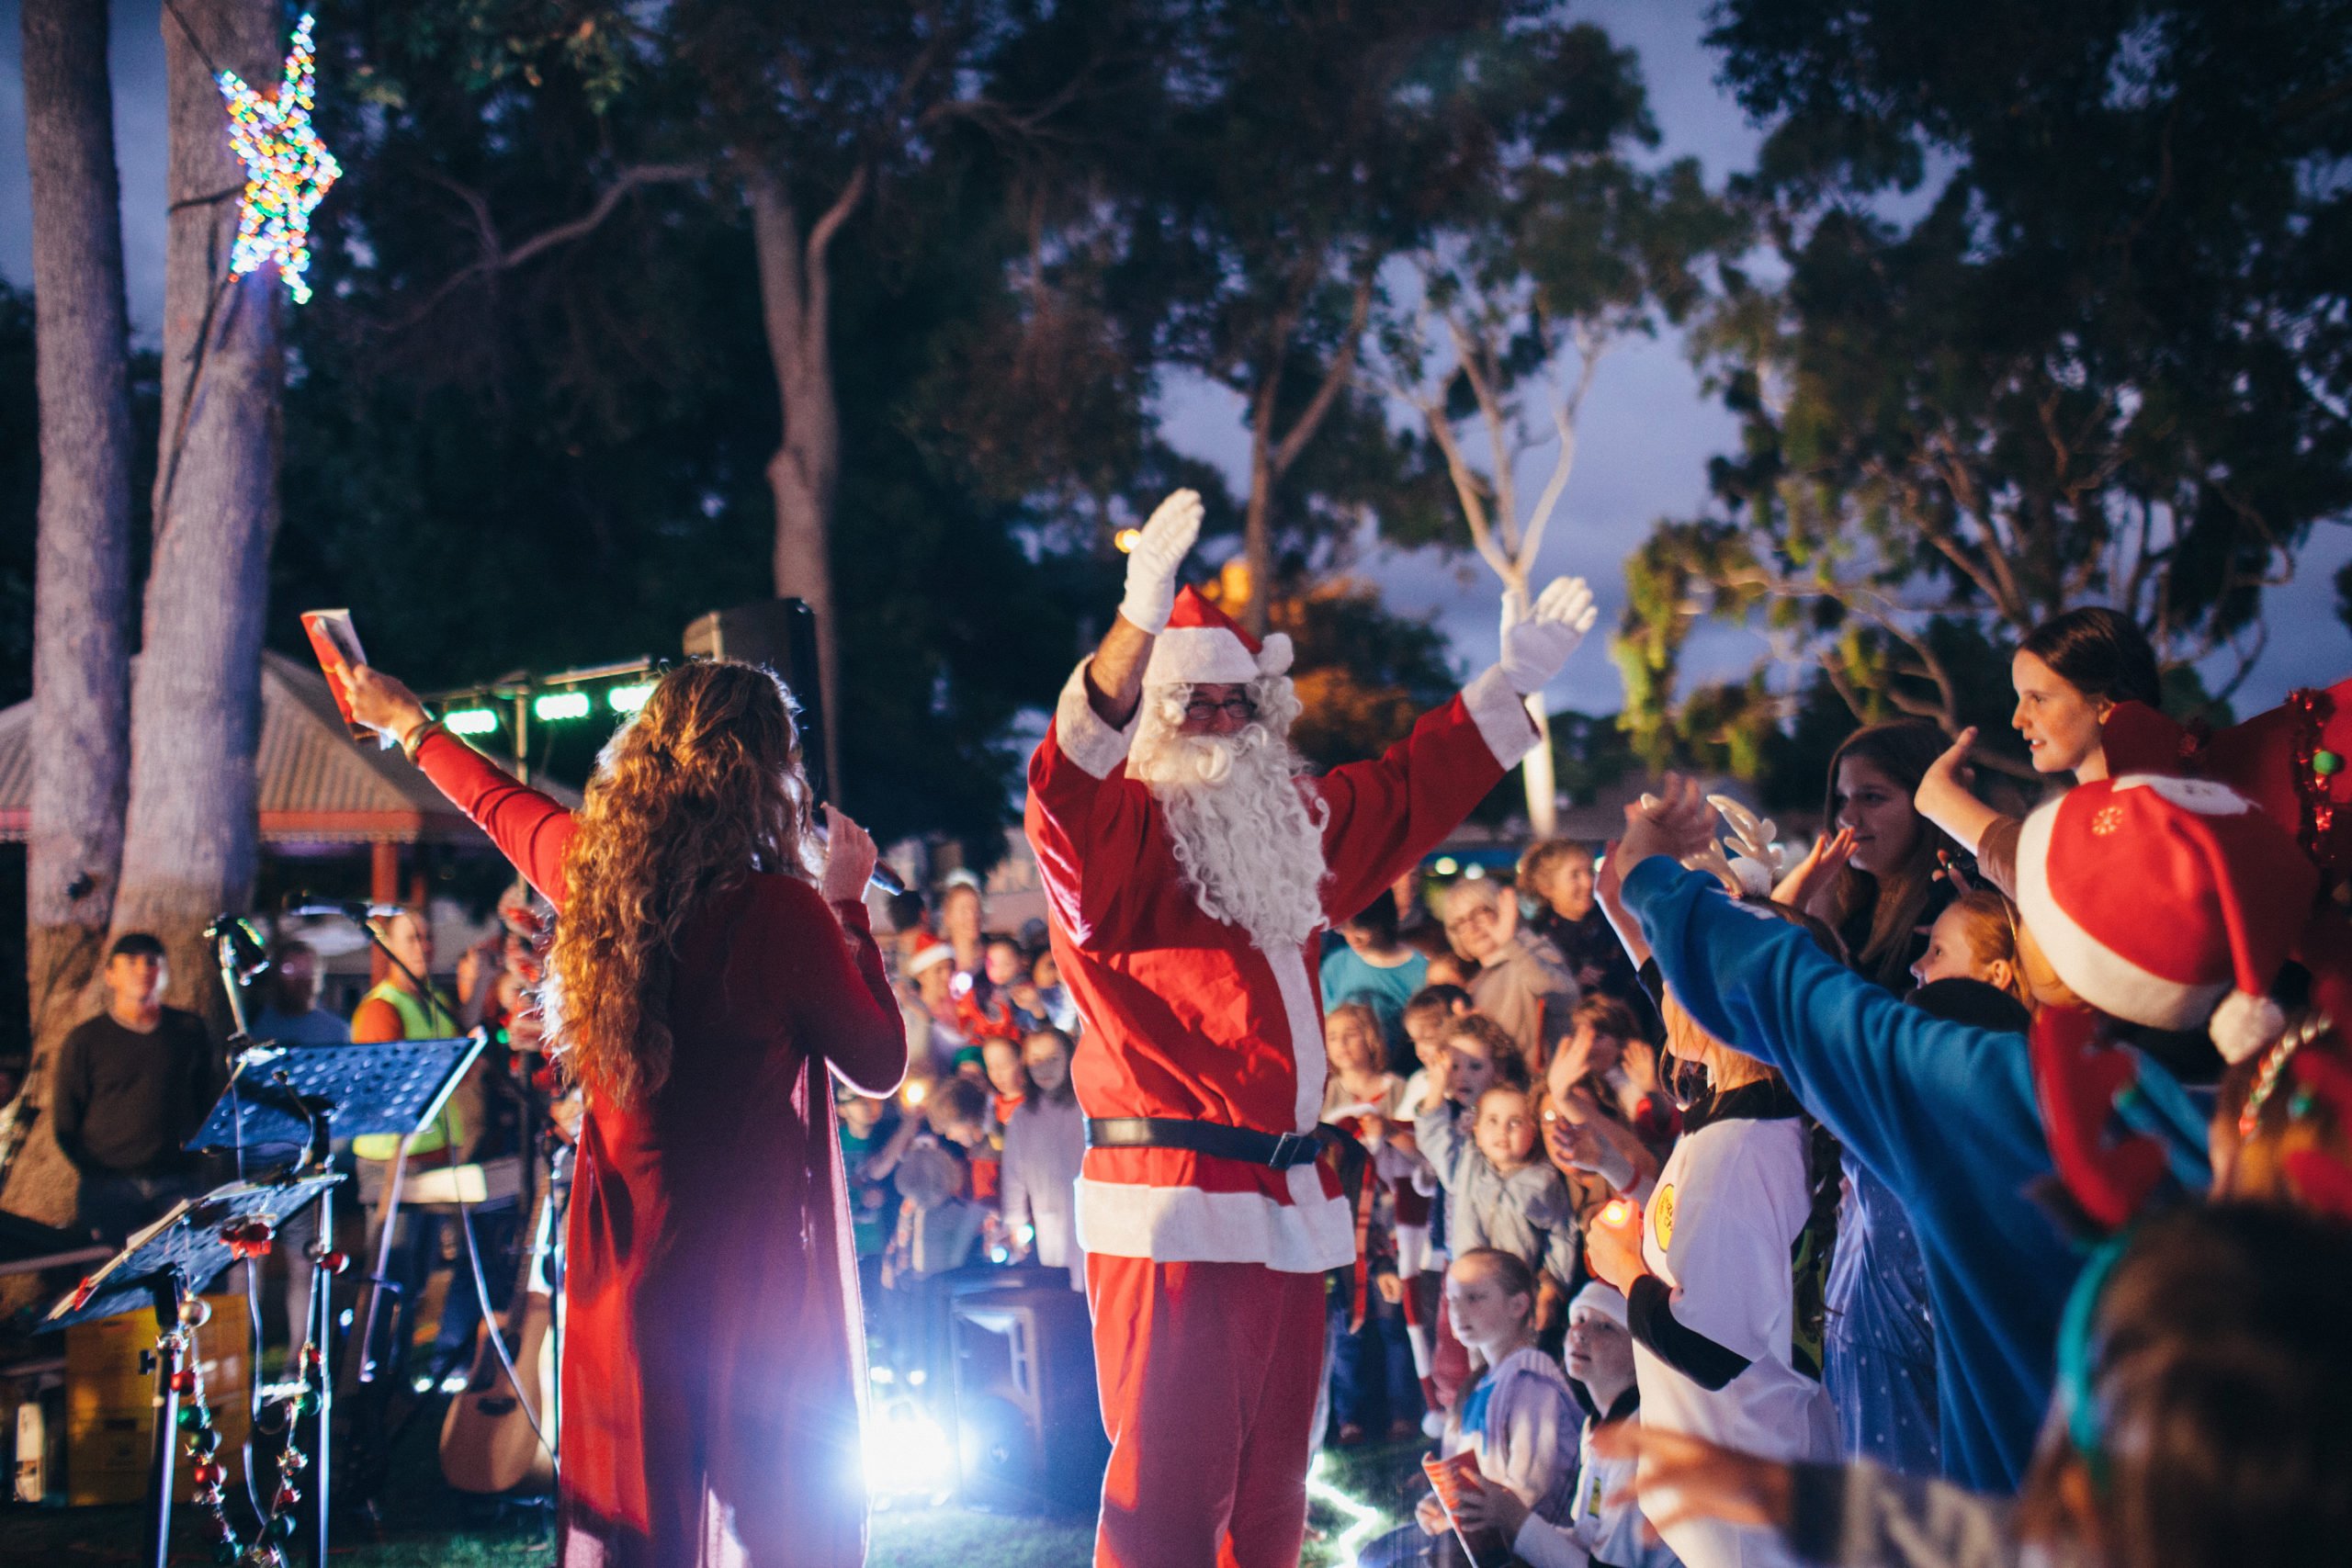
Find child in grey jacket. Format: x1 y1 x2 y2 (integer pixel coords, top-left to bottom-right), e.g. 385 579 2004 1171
1414 1011 1582 1305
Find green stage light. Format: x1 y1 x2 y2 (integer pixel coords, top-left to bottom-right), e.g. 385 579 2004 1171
443 707 501 737
533 692 592 722
608 682 654 715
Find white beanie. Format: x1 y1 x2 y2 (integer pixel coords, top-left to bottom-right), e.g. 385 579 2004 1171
1568 1280 1628 1330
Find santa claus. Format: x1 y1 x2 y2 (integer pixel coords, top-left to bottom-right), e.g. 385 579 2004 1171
1025 488 1600 1567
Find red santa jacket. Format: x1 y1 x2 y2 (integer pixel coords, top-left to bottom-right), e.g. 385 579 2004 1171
1024 660 1535 1272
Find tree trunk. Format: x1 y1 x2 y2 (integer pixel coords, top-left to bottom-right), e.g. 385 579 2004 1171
1242 380 1278 640
748 167 851 798
111 0 283 1020
6 0 138 1228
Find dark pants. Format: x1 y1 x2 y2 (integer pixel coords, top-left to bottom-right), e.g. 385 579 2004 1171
1329 1292 1423 1438
76 1169 200 1246
367 1201 520 1380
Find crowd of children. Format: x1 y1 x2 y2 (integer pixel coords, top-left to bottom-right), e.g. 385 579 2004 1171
843 605 2352 1568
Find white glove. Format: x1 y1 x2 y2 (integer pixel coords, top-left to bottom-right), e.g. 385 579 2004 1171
1496 577 1599 695
1116 489 1204 635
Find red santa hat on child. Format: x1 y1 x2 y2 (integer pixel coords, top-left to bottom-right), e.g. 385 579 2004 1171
1141 585 1294 688
905 934 952 979
2015 774 2321 1063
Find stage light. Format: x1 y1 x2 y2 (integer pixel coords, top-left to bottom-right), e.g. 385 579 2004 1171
607 682 654 714
533 692 592 722
443 707 501 737
217 14 339 303
1114 528 1142 554
863 1397 956 1503
1432 857 1459 876
1307 1452 1388 1565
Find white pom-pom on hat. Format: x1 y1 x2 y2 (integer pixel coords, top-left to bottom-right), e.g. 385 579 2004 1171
1256 632 1294 679
2211 989 2288 1065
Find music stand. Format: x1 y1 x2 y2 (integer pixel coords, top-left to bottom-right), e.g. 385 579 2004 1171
186 1034 483 1567
41 1176 340 1568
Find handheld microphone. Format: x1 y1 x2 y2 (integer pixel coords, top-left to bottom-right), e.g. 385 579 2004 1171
281 894 406 920
867 864 907 897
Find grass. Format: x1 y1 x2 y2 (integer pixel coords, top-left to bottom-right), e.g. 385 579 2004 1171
1 1439 1436 1567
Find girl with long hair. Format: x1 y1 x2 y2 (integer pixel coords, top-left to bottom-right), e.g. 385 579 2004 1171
1914 606 2165 899
342 659 906 1568
1000 1027 1085 1289
1781 721 1959 993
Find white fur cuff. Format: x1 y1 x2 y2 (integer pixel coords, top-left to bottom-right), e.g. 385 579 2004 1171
1463 665 1541 768
1055 657 1140 780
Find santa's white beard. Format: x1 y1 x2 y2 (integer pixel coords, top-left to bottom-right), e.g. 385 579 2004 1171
1130 686 1329 951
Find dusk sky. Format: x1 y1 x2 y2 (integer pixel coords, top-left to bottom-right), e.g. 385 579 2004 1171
3 1 2344 721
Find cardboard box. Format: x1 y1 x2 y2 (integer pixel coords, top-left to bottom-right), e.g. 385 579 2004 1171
64 1296 250 1506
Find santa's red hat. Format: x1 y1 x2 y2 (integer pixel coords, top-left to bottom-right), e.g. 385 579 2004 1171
2016 773 2320 1063
1142 585 1294 688
904 934 952 978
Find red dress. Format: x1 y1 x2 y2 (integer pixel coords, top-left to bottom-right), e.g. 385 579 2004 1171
415 730 906 1566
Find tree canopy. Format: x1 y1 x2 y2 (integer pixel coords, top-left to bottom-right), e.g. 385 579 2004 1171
1619 0 2352 775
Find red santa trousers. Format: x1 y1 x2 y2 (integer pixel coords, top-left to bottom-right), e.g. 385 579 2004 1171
1086 1256 1328 1568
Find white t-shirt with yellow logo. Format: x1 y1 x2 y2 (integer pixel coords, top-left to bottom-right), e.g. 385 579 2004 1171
1634 1109 1839 1566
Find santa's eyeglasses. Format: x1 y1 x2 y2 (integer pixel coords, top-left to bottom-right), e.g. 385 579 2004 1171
1182 694 1257 722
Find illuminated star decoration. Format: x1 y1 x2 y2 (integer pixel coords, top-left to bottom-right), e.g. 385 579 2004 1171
217 13 340 304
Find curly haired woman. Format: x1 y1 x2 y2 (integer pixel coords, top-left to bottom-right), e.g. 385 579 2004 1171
343 659 906 1568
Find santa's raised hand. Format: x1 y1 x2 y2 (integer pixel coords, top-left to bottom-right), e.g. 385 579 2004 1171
1116 488 1204 635
1497 576 1600 695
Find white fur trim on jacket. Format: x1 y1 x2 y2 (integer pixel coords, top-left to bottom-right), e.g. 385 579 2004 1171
2014 798 2222 1030
1463 664 1543 769
1073 1177 1357 1273
1055 657 1143 780
1143 625 1263 687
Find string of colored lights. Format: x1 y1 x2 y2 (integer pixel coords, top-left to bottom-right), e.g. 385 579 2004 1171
218 13 341 304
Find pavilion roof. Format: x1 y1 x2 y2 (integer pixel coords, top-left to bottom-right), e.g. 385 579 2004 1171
0 651 575 847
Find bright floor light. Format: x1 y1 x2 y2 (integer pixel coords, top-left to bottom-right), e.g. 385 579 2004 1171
863 1397 956 1503
1307 1451 1388 1567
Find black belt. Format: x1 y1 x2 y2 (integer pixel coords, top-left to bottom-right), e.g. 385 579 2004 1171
1086 1117 1323 1169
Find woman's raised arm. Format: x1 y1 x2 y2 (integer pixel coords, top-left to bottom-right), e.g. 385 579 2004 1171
341 662 578 903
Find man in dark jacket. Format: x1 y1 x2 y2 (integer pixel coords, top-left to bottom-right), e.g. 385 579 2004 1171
51 933 222 1242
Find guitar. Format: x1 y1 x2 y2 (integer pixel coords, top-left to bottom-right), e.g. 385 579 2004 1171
436 1179 560 1494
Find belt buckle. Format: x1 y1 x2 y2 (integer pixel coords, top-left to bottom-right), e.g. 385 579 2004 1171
1268 1130 1316 1168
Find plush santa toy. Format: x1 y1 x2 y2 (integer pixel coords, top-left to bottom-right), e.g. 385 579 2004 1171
1025 489 1596 1568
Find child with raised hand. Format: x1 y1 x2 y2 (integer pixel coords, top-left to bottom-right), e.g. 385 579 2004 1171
1416 1013 1581 1314
1359 1249 1582 1568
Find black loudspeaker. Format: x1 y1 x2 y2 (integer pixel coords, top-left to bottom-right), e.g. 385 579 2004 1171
949 1280 1108 1516
682 599 829 803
